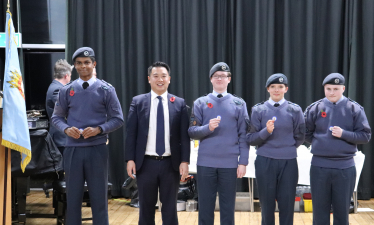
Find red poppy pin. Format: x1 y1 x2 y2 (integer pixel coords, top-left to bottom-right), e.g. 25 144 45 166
170 96 175 102
206 102 213 108
321 109 326 118
70 87 75 96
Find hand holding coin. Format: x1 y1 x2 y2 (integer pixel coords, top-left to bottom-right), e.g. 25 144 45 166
266 120 275 133
209 117 221 131
331 126 343 138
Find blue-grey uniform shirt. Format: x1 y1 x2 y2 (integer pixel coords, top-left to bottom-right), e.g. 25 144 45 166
188 93 249 168
304 96 371 168
52 79 124 147
247 100 305 159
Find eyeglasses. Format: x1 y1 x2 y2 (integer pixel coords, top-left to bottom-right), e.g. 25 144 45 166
212 75 229 80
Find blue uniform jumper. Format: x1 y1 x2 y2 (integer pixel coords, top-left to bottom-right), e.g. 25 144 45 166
188 93 249 225
52 79 124 225
247 99 305 225
304 96 371 225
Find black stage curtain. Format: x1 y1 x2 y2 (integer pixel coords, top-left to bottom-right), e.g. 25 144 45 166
67 0 374 199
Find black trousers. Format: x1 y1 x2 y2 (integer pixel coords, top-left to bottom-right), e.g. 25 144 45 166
64 144 109 225
255 155 298 225
197 165 237 225
310 165 356 225
137 157 180 225
57 146 65 156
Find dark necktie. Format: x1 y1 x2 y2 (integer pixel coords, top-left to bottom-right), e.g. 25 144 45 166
274 103 280 107
217 94 223 98
156 96 165 156
82 82 89 89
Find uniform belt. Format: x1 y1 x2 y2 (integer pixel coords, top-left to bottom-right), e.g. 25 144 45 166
144 155 171 160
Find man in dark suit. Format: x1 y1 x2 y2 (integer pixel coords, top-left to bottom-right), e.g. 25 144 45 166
46 59 72 154
125 61 190 225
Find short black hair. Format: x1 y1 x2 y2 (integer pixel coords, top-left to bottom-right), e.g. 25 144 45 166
148 61 170 76
73 56 95 63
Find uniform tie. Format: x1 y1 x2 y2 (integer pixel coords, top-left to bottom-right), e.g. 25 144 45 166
217 94 223 98
156 96 165 156
82 82 89 89
274 103 280 107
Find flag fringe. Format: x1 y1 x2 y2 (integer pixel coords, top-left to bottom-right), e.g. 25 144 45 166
1 139 32 172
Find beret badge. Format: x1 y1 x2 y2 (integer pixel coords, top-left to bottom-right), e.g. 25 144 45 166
335 78 339 84
279 77 284 82
84 51 89 56
221 65 226 70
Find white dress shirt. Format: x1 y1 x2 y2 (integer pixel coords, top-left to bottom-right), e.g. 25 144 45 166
145 90 171 156
212 90 228 97
268 97 286 106
327 95 346 105
77 76 97 87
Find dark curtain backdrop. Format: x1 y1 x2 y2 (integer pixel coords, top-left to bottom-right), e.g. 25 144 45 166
67 0 374 199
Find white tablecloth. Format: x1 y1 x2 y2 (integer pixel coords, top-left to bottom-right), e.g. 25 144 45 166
189 141 365 191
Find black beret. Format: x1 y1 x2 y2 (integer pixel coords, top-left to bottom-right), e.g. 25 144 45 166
265 73 288 88
72 47 95 61
209 62 230 78
322 73 345 86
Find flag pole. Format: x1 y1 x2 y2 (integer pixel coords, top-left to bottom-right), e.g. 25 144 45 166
2 148 8 225
0 111 11 225
1 2 15 224
2 2 11 223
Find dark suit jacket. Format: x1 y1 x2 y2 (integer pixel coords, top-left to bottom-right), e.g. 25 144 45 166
46 80 66 147
125 92 190 171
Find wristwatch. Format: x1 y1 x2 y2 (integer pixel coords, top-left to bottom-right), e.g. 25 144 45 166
98 126 103 134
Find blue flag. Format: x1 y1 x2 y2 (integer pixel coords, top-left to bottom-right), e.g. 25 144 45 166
2 10 31 172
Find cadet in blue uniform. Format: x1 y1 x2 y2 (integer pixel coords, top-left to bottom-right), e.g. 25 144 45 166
52 47 124 225
247 74 305 225
304 73 371 225
188 62 249 225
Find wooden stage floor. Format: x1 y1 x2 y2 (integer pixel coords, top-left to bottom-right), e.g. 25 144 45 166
21 190 374 225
